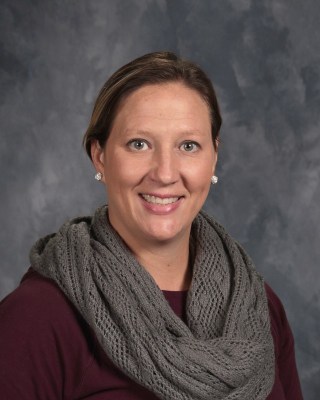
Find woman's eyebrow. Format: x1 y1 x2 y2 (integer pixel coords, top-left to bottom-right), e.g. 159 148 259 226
122 128 205 137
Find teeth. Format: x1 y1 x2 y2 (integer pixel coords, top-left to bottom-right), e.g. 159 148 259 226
141 194 179 205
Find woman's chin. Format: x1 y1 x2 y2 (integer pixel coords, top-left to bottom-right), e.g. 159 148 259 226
141 221 187 243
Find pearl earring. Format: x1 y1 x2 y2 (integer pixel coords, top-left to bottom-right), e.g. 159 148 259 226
211 175 218 185
95 172 102 181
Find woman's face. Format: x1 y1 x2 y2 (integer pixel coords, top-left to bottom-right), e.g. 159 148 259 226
92 82 217 246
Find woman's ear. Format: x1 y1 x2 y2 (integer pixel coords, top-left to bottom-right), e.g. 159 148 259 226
91 140 105 182
212 143 218 174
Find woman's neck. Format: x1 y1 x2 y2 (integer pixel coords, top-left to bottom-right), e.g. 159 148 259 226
125 234 192 291
107 210 193 290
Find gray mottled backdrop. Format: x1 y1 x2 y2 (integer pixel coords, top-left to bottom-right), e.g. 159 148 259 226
1 0 319 398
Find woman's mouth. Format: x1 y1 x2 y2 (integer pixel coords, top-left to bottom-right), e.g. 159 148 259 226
140 194 180 205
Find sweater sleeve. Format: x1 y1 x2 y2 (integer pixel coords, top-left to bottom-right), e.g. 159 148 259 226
265 283 304 400
0 268 92 400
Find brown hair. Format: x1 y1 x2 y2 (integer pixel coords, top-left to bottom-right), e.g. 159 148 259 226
83 51 222 159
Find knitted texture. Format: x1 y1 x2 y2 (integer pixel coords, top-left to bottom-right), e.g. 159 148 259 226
30 206 275 399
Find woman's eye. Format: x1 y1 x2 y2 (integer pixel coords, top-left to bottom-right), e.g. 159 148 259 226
127 139 149 151
180 141 199 152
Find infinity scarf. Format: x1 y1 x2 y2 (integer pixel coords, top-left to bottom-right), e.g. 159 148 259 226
30 205 274 399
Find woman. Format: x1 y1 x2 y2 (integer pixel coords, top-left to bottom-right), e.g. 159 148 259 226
0 52 303 399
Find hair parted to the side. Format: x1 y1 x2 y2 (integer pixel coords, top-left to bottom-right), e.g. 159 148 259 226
83 51 222 159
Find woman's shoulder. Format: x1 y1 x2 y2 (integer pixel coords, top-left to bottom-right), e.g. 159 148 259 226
1 268 81 326
264 282 286 315
0 268 94 399
0 267 94 352
3 267 65 302
264 281 301 372
264 282 304 399
264 282 294 355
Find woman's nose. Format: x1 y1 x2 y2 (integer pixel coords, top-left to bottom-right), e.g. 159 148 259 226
150 148 179 185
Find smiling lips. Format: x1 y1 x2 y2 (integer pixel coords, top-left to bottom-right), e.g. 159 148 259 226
141 194 180 205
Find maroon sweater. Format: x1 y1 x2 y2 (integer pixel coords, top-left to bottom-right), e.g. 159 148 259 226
0 269 303 399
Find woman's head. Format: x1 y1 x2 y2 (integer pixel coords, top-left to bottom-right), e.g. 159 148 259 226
90 85 217 247
88 52 222 247
83 51 222 156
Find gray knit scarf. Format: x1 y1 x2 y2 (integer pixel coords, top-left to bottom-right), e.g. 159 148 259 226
30 205 274 399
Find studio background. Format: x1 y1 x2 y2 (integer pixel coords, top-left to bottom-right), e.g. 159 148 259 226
1 1 319 398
